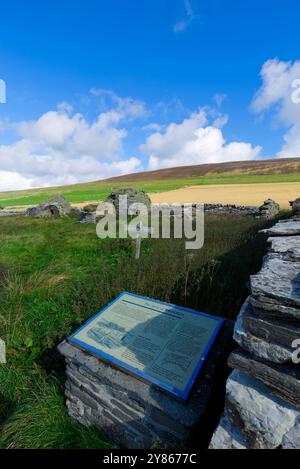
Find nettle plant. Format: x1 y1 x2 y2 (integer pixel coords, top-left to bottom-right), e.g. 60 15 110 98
0 78 6 103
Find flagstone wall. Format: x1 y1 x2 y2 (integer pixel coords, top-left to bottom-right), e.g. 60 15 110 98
210 217 300 449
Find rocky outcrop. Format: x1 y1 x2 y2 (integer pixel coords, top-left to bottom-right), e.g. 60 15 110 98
210 216 300 449
257 199 280 219
290 198 300 215
105 188 151 214
26 195 72 218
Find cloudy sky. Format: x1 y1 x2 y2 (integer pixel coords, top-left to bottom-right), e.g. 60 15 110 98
0 0 300 190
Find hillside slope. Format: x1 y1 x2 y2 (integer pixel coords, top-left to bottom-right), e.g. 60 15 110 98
105 158 300 182
1 158 300 208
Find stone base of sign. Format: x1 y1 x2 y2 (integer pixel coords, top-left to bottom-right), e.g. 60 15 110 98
58 320 234 449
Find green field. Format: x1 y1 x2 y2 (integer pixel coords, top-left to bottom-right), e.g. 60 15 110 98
1 172 300 208
0 212 276 448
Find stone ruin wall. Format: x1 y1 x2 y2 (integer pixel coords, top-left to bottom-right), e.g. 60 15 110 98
210 217 300 449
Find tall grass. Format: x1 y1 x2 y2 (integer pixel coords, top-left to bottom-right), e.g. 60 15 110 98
0 214 275 448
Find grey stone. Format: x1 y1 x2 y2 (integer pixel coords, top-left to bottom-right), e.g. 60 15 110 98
289 198 300 216
250 295 300 322
228 349 300 408
212 370 300 449
268 236 300 261
260 220 300 236
65 364 188 448
241 304 300 350
105 188 151 214
66 362 189 441
282 417 300 449
26 195 72 218
80 212 96 224
257 199 280 219
209 411 247 449
212 217 300 450
154 203 258 217
234 298 292 364
250 254 300 310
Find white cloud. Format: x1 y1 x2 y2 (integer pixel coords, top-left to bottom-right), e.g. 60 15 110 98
173 0 195 33
0 92 144 191
0 170 33 191
214 93 227 108
251 58 300 157
142 123 163 132
141 110 261 170
90 88 147 120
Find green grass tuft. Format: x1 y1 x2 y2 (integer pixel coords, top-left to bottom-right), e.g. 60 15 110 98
0 213 278 448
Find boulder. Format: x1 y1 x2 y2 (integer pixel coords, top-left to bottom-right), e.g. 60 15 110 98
26 195 72 218
289 198 300 215
257 199 280 219
105 188 151 214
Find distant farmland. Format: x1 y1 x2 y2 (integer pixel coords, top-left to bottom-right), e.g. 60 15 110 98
1 158 300 208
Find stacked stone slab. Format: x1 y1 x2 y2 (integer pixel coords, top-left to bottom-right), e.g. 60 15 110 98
257 199 280 219
58 321 234 449
210 218 300 449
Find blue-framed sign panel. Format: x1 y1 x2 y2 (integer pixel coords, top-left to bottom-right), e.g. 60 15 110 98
68 292 224 401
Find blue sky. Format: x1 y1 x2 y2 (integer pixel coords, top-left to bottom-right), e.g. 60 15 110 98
0 0 300 190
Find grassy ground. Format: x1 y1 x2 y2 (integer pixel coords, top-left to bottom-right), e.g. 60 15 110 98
1 172 300 208
0 213 275 448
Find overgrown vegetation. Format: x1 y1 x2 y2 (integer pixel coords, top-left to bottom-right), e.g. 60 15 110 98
0 213 275 448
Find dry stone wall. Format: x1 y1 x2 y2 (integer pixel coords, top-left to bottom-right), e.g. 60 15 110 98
210 217 300 449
